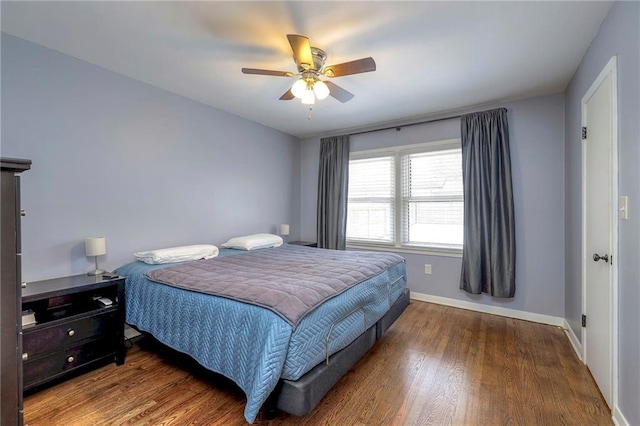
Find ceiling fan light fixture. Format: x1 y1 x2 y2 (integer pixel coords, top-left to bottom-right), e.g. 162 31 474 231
242 34 376 105
291 78 308 98
313 80 330 100
301 89 315 105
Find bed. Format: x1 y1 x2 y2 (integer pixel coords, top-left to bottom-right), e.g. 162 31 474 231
114 244 409 423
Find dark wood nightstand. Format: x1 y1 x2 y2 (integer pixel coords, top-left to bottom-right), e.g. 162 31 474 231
21 274 125 392
288 241 318 247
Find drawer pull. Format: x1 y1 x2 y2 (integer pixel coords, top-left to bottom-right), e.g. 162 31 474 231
22 353 28 361
20 209 27 217
67 356 75 363
21 282 27 289
67 329 75 337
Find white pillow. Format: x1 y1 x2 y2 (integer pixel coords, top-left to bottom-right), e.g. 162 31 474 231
134 244 219 265
221 233 283 251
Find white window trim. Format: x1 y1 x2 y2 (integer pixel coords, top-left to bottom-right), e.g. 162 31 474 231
347 138 463 257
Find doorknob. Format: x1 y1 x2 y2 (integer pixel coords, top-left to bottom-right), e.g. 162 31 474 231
593 253 609 263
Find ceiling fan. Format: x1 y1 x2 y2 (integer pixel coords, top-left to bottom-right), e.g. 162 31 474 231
241 34 376 104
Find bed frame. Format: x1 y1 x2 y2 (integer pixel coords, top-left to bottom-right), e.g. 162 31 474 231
266 287 411 418
131 288 410 421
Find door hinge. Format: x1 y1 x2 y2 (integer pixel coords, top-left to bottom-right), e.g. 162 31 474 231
582 126 587 140
582 314 587 327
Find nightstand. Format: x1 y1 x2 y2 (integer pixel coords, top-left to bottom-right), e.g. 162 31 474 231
288 241 318 247
21 274 125 391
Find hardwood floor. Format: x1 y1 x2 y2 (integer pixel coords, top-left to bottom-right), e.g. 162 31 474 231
24 301 612 425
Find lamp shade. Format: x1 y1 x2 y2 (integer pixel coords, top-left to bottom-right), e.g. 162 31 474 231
313 80 330 100
291 79 307 99
280 224 290 236
85 237 106 257
301 89 315 105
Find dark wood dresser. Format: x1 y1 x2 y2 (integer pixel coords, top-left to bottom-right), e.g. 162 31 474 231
1 157 31 426
21 275 125 392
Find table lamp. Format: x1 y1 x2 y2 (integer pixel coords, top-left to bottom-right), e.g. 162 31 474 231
280 224 290 243
85 237 106 276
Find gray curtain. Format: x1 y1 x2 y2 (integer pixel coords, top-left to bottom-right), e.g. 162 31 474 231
316 135 350 250
459 108 516 297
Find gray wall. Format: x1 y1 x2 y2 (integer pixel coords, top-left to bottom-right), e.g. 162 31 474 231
1 34 301 282
564 1 639 424
300 93 566 318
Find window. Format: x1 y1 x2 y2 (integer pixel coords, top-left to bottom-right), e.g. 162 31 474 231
347 139 463 253
347 156 395 243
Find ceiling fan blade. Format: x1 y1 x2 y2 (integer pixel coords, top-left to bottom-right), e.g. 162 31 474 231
325 81 355 103
242 68 294 77
323 57 376 77
279 89 295 101
287 34 315 70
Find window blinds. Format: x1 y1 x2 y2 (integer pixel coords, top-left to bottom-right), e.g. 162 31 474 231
401 148 463 247
347 156 395 243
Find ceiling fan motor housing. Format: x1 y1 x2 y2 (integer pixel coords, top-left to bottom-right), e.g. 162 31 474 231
297 47 327 73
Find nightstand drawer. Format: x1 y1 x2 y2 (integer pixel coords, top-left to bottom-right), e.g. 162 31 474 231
23 310 117 359
23 338 115 389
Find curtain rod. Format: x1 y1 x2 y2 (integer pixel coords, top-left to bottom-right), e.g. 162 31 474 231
349 114 462 137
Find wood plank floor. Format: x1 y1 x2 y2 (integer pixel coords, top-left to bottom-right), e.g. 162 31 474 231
24 301 612 425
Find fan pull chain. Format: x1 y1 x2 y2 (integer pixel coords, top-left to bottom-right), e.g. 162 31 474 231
307 106 313 120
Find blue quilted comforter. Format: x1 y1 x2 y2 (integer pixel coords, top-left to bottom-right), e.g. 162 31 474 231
115 247 406 423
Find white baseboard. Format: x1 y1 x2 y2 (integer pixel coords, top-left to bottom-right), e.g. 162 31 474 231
563 319 583 361
410 291 565 327
612 405 630 426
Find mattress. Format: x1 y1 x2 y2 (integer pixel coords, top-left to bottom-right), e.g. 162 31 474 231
115 246 406 423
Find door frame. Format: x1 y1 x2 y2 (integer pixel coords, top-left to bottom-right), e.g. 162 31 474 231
580 55 618 408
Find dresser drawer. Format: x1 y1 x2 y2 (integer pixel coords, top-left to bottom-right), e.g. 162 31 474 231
23 310 116 359
23 338 115 389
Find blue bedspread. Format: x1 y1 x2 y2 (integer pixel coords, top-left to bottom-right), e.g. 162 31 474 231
115 247 406 423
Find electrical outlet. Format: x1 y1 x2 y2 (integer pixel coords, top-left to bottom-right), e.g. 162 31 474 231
424 264 432 275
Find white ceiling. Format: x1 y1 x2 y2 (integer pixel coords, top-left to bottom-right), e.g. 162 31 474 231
2 1 612 139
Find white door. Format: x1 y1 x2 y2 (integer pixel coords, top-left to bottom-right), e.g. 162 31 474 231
582 57 617 408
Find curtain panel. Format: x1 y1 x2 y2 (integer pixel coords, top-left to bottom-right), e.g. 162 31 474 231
459 108 516 297
316 135 350 250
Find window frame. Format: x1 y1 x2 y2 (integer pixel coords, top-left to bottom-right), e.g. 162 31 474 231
346 139 463 258
346 151 397 246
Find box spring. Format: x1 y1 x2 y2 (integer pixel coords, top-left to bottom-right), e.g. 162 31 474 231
273 287 410 417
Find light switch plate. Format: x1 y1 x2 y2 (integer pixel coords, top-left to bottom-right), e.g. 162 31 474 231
620 196 628 220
